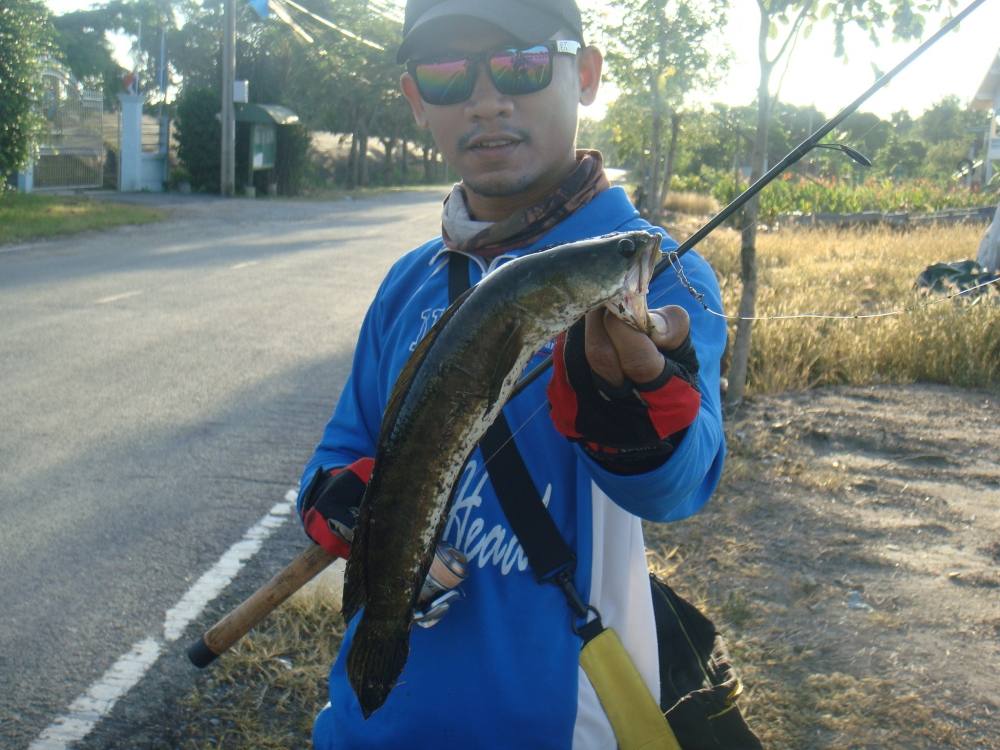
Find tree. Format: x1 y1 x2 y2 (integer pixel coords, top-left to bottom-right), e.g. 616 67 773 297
51 7 126 106
912 96 983 179
600 0 729 223
725 0 948 407
0 0 52 187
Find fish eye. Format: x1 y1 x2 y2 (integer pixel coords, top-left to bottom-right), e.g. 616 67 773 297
617 237 637 258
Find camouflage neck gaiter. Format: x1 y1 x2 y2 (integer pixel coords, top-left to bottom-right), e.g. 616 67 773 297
441 150 611 260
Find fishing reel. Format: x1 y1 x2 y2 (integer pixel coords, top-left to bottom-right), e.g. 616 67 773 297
412 543 468 629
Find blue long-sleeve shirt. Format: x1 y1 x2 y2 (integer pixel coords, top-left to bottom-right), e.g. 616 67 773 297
301 186 727 749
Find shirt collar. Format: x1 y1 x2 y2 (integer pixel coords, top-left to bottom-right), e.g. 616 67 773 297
427 187 642 274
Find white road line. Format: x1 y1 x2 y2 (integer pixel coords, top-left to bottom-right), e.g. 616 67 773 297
230 261 258 270
95 291 142 305
163 495 294 641
30 488 299 750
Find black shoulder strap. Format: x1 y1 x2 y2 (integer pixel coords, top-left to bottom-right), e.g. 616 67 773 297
448 253 600 636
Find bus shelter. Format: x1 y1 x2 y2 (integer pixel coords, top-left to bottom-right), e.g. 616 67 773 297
234 103 300 197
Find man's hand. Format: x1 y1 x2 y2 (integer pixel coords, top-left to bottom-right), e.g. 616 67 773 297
547 305 701 473
584 305 690 387
300 457 374 558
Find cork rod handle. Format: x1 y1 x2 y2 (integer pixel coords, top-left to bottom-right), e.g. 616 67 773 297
186 544 336 668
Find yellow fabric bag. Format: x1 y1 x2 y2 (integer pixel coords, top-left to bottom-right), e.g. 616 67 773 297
579 627 681 750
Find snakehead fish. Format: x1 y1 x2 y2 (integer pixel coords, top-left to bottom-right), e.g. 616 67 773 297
342 230 663 717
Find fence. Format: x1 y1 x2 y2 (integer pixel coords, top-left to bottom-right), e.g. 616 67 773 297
32 66 106 191
775 205 999 230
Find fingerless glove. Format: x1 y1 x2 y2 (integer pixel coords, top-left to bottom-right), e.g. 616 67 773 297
300 457 374 558
547 319 701 474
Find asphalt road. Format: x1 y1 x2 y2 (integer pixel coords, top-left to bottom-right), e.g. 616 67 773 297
0 190 442 748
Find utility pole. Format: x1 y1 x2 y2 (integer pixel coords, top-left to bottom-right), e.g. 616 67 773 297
221 0 236 196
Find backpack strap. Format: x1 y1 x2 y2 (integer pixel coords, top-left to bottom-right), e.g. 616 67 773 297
447 252 681 750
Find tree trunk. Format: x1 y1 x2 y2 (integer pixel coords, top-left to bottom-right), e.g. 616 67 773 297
401 140 409 180
350 132 360 188
382 138 394 185
422 145 432 183
648 79 664 224
726 10 774 408
660 112 682 209
647 8 672 224
358 120 369 187
977 199 1000 273
432 148 444 181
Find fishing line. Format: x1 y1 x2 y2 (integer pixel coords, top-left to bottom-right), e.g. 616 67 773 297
505 0 989 402
479 398 552 468
652 249 1000 322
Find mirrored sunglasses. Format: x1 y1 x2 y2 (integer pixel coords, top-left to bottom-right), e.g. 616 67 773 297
408 40 581 106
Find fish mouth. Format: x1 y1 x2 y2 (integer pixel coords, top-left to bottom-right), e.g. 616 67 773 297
606 233 662 334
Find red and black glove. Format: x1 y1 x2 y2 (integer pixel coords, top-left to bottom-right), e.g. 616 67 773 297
547 318 701 474
300 457 374 558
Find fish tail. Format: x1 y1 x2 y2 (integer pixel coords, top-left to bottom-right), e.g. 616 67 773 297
347 615 410 718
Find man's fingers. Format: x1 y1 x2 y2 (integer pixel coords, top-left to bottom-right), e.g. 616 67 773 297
585 305 692 388
584 308 625 386
603 311 666 384
648 305 690 352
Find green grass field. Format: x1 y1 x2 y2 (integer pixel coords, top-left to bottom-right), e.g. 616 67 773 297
0 193 165 245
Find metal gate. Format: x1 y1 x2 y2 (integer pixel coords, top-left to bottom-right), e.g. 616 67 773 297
32 65 106 190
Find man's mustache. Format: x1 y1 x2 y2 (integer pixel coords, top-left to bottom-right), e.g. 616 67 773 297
457 128 532 151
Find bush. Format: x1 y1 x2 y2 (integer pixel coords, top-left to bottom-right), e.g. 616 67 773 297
710 174 994 224
0 0 52 187
275 122 310 197
175 87 221 193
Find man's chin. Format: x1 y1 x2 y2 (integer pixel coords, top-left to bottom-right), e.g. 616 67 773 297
462 170 538 198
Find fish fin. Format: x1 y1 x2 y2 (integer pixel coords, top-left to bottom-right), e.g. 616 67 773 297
380 285 475 442
347 614 410 719
341 500 370 623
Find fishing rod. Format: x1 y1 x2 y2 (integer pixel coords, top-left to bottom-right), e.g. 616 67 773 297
509 0 990 400
184 0 991 669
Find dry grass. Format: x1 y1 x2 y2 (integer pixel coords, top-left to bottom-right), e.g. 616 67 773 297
693 225 1000 393
177 589 344 749
174 225 998 748
662 190 720 216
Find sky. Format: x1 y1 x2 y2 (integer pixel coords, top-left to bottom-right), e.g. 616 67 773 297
44 0 1000 120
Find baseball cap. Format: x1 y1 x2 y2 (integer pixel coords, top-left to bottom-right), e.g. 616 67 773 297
396 0 584 63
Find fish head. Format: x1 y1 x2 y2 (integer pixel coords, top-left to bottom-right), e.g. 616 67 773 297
601 230 663 334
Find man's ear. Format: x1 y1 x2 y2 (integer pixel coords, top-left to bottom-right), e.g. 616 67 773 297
401 72 429 128
577 46 603 107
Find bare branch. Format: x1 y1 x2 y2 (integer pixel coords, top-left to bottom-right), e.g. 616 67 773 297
767 0 815 67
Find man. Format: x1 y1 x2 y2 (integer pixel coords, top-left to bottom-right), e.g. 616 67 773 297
297 1 727 747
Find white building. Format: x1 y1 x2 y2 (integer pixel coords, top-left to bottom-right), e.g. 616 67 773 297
971 48 1000 187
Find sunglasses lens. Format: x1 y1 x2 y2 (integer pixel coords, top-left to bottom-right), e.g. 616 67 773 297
490 45 552 96
414 58 475 105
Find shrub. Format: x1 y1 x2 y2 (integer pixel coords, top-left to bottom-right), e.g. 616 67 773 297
0 0 52 187
175 87 221 193
275 122 310 197
709 174 995 224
